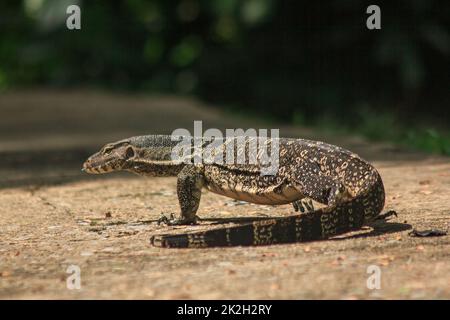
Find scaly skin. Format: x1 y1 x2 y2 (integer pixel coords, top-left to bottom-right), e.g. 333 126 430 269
83 135 386 248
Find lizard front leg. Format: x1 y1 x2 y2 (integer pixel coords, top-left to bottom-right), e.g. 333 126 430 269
159 165 205 225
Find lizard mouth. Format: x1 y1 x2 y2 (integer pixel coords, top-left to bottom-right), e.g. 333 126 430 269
82 157 122 174
83 144 135 174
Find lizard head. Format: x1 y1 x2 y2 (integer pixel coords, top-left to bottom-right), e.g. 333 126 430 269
82 135 187 175
82 140 137 174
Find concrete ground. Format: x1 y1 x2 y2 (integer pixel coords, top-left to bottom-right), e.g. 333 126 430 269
0 90 448 299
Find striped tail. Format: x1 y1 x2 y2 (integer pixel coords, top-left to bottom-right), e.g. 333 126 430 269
150 177 385 248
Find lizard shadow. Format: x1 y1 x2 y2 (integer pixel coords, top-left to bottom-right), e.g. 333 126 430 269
200 216 275 224
331 221 412 241
199 215 412 240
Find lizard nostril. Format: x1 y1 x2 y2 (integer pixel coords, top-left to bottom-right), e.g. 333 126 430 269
82 160 93 173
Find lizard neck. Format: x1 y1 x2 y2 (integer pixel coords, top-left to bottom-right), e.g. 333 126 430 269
126 135 191 176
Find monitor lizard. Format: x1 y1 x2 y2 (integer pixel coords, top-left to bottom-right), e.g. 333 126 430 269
83 135 390 248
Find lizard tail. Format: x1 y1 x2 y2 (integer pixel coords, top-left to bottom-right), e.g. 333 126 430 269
150 175 385 248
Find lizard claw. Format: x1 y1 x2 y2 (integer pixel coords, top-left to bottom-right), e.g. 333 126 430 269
157 212 199 226
366 210 398 228
157 212 174 225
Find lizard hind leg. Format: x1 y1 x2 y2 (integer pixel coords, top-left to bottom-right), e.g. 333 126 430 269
327 181 353 206
290 171 350 206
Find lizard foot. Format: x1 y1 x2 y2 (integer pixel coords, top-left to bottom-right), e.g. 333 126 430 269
157 212 199 226
292 198 315 213
375 210 397 221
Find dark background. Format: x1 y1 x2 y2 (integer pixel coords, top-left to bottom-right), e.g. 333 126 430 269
1 0 449 153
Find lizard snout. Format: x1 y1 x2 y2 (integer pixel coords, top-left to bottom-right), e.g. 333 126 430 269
82 157 101 174
82 153 111 174
82 149 128 174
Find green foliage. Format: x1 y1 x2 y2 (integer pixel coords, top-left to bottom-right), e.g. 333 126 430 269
355 107 399 141
404 129 450 155
303 109 450 156
0 0 448 155
170 36 202 67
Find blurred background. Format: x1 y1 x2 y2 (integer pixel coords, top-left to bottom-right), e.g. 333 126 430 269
0 0 449 155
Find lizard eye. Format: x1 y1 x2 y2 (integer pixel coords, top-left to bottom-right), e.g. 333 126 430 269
102 145 114 154
125 146 135 159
